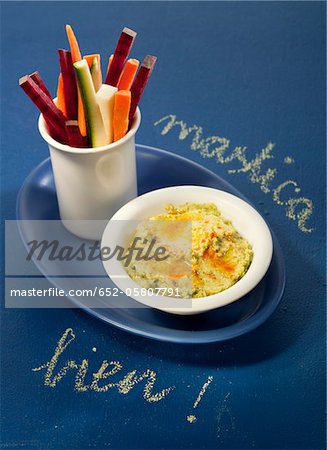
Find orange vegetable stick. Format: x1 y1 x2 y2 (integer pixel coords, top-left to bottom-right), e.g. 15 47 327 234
76 93 87 136
106 54 114 78
56 73 67 116
117 59 139 91
84 53 99 68
113 90 131 142
65 24 82 63
65 24 87 136
84 54 102 91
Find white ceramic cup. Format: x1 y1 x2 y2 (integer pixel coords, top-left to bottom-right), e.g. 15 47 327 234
38 108 141 240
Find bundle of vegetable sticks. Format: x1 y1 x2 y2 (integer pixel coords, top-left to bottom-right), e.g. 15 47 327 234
19 25 157 148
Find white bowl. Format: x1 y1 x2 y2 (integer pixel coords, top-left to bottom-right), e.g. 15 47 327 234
101 186 273 315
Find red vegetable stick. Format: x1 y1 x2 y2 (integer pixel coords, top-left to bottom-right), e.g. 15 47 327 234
66 120 88 147
42 118 64 143
129 55 157 123
42 103 64 143
117 58 139 91
30 72 63 141
29 72 63 142
19 75 68 144
58 49 78 120
105 27 137 86
30 71 52 99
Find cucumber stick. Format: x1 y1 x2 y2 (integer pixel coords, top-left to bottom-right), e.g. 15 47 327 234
96 84 117 144
73 59 108 147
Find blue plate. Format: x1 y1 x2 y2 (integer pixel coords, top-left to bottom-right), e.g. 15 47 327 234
16 144 285 344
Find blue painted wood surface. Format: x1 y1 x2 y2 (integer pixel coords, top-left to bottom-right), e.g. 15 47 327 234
1 2 325 449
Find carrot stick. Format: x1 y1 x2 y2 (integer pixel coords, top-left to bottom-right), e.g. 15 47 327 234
84 54 102 91
84 54 99 68
65 24 82 63
113 90 131 142
117 58 139 91
56 73 67 117
129 55 157 124
65 24 87 136
76 92 87 135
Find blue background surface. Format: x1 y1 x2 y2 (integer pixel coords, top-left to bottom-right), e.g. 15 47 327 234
1 1 326 449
